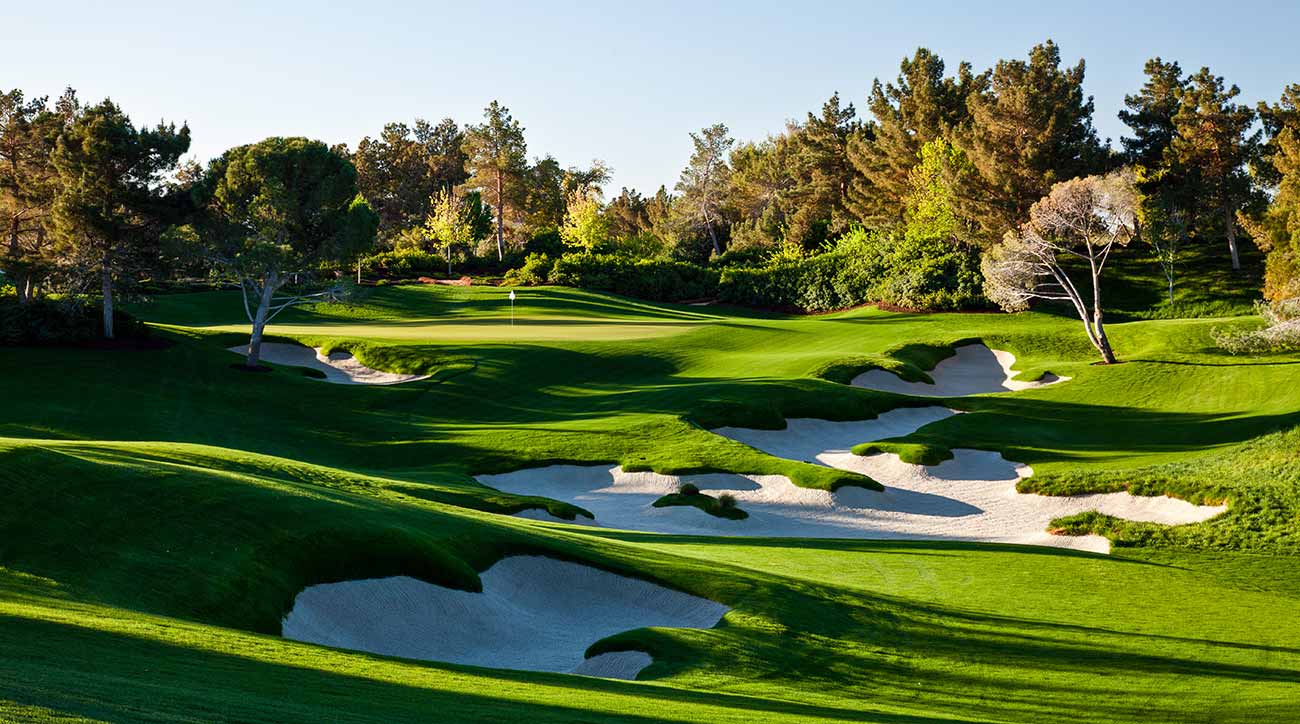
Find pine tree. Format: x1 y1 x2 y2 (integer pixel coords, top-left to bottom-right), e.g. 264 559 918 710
50 99 189 338
675 124 733 257
1168 68 1259 270
789 92 861 240
1119 58 1188 168
847 48 980 226
462 101 527 260
955 40 1109 245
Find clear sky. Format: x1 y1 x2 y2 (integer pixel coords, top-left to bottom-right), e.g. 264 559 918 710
5 1 1298 193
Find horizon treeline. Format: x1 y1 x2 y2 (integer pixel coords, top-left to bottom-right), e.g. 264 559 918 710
4 39 1300 319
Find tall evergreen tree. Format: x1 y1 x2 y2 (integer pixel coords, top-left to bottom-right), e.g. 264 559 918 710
1249 85 1300 299
0 88 78 303
847 48 980 225
462 101 527 260
1119 58 1188 168
1168 68 1259 270
50 99 189 338
789 92 861 241
727 134 799 250
955 40 1108 244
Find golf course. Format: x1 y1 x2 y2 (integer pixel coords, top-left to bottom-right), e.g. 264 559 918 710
3 279 1300 723
6 6 1300 719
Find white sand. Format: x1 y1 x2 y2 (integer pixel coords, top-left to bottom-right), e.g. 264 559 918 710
852 343 1069 396
482 407 1225 553
282 555 728 678
227 343 430 385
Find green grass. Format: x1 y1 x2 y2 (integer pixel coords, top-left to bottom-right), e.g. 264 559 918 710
2 277 1299 722
851 441 955 466
652 491 749 520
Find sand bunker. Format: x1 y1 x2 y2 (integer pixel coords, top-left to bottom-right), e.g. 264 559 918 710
484 408 1225 553
853 343 1068 396
282 555 728 679
227 343 429 385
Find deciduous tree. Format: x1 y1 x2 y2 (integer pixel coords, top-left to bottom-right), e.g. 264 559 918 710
982 170 1138 363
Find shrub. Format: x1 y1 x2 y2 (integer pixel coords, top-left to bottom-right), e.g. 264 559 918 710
547 253 719 302
678 482 700 497
0 297 149 346
361 248 447 279
716 227 983 312
503 253 555 286
717 493 737 509
1213 299 1300 354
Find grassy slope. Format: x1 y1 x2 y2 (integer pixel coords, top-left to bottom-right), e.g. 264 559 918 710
3 273 1299 722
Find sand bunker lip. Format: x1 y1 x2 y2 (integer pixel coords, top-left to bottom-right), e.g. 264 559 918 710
853 343 1069 396
483 407 1225 553
226 343 429 385
281 555 728 679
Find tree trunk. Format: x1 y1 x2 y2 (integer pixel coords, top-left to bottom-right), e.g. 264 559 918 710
246 273 279 368
1225 207 1241 271
1086 251 1116 364
100 259 115 340
705 219 721 258
6 215 27 304
1090 308 1117 364
495 170 505 261
356 258 361 285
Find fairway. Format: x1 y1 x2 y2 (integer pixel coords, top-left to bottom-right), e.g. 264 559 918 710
4 283 1300 723
6 11 1300 721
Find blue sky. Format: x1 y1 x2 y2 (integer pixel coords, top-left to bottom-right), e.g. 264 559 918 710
5 1 1297 193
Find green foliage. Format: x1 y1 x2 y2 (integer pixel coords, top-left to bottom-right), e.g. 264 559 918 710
503 252 556 286
678 482 700 496
955 40 1109 243
194 137 378 281
361 248 447 278
0 297 148 345
717 227 982 312
559 191 610 252
651 489 749 520
851 440 954 466
349 118 468 246
547 253 719 302
848 47 977 225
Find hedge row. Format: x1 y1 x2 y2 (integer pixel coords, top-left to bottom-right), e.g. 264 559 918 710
505 231 984 312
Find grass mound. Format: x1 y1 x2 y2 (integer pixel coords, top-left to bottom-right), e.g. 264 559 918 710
652 488 749 520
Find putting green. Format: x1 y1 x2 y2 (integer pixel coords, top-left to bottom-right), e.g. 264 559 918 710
197 317 699 342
